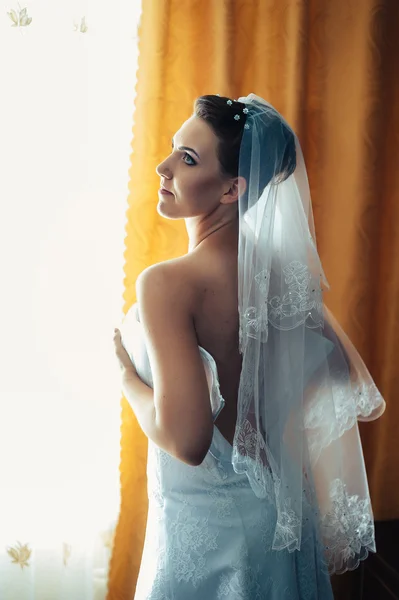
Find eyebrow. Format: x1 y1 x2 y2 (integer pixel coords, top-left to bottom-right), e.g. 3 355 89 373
171 137 200 160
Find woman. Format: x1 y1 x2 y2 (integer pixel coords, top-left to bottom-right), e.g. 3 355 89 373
114 94 385 599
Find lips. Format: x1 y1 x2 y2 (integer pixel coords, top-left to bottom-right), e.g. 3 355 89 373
160 181 173 193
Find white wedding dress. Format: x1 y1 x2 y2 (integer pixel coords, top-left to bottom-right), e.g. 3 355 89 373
120 304 334 600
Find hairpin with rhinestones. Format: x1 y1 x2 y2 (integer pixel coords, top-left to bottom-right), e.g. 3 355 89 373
216 94 250 128
243 106 250 129
225 97 251 129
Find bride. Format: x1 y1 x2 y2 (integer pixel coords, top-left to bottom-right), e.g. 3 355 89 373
113 93 385 599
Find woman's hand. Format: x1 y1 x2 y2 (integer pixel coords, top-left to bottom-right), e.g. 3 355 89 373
113 329 156 443
113 328 137 377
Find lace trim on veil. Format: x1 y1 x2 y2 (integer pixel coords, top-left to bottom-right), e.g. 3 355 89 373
304 380 383 466
320 479 375 574
236 260 384 574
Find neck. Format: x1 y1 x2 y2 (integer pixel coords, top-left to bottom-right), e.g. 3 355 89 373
185 207 238 252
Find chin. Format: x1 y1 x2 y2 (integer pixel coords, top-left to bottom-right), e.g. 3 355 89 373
157 201 181 220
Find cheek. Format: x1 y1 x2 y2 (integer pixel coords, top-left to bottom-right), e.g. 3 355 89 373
179 173 220 207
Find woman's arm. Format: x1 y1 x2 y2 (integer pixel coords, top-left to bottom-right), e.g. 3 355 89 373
128 261 213 466
120 368 158 438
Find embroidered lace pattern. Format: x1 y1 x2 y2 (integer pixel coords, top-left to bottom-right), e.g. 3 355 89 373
141 426 335 597
268 260 323 329
241 261 323 343
319 479 375 574
146 444 238 589
242 305 268 341
273 497 302 551
233 418 275 501
304 379 384 465
216 558 270 600
169 497 219 587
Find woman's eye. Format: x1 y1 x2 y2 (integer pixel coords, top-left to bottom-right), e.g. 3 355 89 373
183 152 196 166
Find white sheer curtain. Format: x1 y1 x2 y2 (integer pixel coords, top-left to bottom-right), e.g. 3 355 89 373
0 1 142 597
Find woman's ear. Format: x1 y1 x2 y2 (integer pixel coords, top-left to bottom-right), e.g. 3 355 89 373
220 176 247 205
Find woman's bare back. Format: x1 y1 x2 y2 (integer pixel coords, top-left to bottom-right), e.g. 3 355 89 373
179 238 242 446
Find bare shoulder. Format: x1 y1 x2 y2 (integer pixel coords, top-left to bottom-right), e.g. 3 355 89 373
135 245 230 317
136 256 199 313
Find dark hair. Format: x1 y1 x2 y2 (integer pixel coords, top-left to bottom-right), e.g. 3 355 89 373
193 95 296 197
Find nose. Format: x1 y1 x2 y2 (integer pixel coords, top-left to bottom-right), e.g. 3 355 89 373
156 160 172 179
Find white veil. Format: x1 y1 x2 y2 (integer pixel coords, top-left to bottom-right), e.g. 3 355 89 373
233 93 385 574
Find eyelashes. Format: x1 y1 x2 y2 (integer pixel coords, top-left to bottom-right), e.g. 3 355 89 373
170 144 196 166
183 152 196 166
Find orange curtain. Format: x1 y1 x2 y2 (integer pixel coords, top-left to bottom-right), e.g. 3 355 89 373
107 1 399 597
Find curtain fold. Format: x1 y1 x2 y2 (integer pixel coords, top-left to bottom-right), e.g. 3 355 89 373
107 1 399 597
